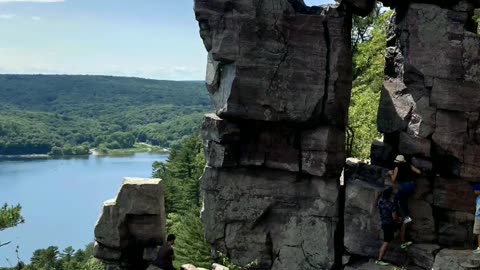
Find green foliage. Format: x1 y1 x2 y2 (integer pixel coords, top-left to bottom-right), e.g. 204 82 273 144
349 8 392 159
168 210 212 269
0 243 104 270
0 75 210 155
0 203 24 231
152 135 212 268
153 136 205 213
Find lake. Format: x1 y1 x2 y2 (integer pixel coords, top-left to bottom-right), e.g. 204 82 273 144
0 153 168 267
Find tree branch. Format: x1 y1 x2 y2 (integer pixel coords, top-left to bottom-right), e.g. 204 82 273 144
0 241 12 248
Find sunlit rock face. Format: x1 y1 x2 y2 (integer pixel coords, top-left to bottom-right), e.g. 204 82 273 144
344 0 480 268
194 0 352 269
378 0 480 199
93 178 166 270
195 0 352 125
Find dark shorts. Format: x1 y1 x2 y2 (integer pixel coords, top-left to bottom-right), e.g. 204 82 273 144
382 223 398 243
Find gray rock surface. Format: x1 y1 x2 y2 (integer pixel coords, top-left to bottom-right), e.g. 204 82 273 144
194 0 480 269
195 0 351 124
194 2 353 268
94 178 166 270
432 249 480 270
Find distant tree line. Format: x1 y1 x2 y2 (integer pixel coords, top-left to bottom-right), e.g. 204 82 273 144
0 244 103 270
0 75 210 155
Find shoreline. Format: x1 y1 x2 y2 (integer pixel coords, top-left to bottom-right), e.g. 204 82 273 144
0 148 169 161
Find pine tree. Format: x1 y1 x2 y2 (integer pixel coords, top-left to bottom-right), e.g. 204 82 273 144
152 135 205 213
0 203 24 248
168 210 212 269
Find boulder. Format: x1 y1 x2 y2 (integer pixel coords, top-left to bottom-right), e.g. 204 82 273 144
398 132 431 157
377 80 414 134
94 178 166 269
181 265 197 270
212 264 229 270
408 244 441 269
432 249 480 270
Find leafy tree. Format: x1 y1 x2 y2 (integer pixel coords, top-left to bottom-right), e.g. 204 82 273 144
349 7 392 159
0 75 210 155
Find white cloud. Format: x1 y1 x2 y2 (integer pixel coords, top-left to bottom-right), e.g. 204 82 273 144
0 14 16 19
0 0 64 2
31 16 41 20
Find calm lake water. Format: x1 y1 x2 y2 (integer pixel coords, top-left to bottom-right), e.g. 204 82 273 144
0 153 168 267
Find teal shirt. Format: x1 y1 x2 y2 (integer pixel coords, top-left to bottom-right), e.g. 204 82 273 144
476 196 480 217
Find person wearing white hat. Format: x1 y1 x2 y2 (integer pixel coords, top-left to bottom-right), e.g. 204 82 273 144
391 154 422 249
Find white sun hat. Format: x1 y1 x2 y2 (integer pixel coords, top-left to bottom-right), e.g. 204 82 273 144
395 155 406 163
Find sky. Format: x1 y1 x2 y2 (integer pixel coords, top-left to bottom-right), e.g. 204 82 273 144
0 0 336 81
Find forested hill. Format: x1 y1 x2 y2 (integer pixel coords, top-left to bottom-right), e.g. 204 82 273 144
0 75 211 155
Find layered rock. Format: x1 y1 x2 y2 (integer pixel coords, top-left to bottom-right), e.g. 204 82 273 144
345 0 480 268
194 0 352 269
377 0 480 247
94 178 166 270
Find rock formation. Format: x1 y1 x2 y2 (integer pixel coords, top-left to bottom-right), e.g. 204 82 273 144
194 0 354 269
378 0 480 247
91 0 480 269
93 178 166 270
344 0 480 269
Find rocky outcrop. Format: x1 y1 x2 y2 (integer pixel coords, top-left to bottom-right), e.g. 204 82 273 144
432 249 480 270
193 0 480 269
93 178 166 270
195 0 353 269
375 0 480 247
345 0 480 269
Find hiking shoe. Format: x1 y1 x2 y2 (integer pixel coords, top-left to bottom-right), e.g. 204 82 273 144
473 247 480 254
375 260 390 266
401 241 413 249
403 216 413 224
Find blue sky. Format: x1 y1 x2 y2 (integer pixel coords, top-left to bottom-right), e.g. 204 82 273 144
0 0 335 80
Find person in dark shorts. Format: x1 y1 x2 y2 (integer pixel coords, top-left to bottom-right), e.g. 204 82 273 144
374 187 399 266
391 155 422 248
154 234 176 270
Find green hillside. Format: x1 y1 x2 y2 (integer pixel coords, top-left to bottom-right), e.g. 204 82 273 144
0 75 211 155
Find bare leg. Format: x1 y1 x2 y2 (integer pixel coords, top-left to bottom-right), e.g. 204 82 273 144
378 242 389 261
477 234 480 248
401 223 407 243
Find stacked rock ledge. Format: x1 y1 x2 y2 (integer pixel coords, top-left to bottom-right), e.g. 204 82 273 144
94 178 166 270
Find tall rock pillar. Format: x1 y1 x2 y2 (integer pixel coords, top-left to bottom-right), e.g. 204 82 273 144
194 1 352 269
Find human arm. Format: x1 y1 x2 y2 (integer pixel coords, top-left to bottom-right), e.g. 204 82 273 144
391 167 398 183
411 165 422 175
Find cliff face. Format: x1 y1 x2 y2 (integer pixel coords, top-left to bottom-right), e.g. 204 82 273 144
192 0 480 269
346 0 480 269
194 0 353 269
378 0 480 245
